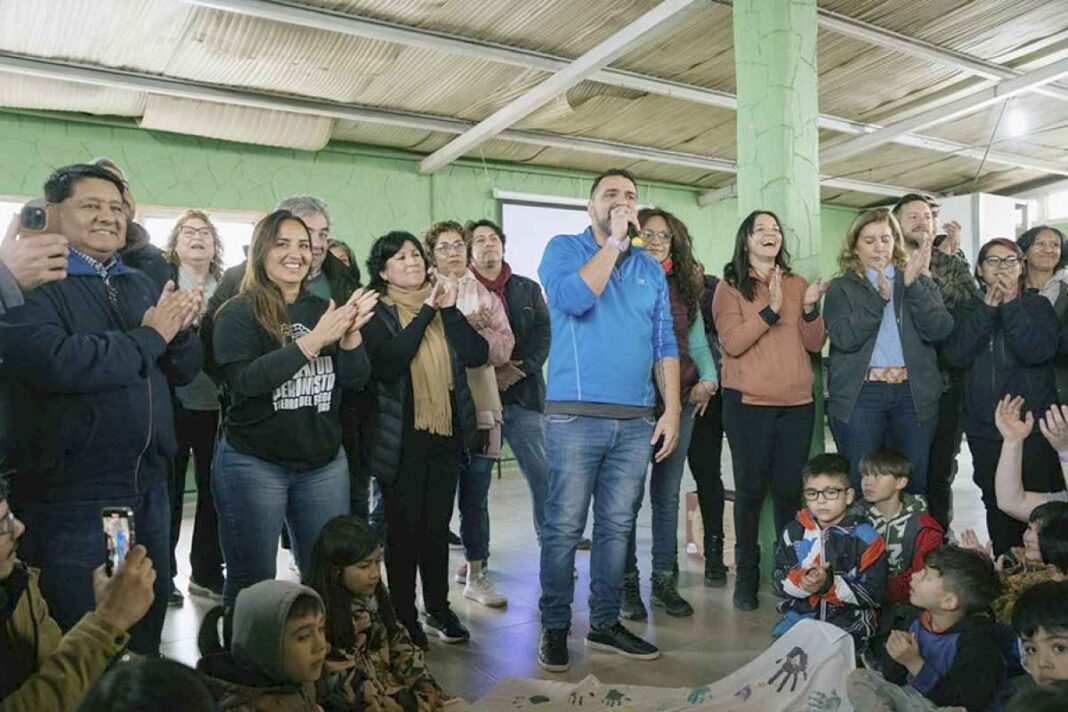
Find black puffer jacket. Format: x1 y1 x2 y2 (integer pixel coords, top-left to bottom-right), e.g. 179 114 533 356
500 273 550 412
362 303 488 486
942 290 1058 440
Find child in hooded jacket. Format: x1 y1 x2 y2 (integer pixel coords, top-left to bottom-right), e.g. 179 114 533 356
197 580 326 712
305 515 447 712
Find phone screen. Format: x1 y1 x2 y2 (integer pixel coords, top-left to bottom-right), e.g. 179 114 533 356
102 508 135 575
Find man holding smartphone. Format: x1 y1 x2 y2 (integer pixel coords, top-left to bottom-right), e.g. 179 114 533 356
0 164 202 655
0 214 69 314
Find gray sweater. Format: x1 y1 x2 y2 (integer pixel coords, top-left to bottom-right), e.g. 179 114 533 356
824 270 953 424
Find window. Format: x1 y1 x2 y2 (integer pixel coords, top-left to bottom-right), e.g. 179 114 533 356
138 207 261 269
0 196 33 233
500 202 591 286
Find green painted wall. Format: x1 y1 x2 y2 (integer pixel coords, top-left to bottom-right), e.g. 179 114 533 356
0 110 853 279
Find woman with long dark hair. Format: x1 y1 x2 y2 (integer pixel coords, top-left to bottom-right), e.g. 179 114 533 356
361 232 488 648
823 208 953 494
211 209 376 607
305 515 445 711
943 237 1062 555
1018 225 1068 404
619 208 717 620
712 210 827 611
163 210 226 604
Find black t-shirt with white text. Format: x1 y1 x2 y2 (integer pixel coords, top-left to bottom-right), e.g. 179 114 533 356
213 293 370 470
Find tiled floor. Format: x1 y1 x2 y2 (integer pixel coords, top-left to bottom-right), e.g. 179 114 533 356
162 435 988 703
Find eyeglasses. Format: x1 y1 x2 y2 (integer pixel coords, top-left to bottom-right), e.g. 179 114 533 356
639 229 673 243
434 242 466 254
982 255 1021 268
0 510 16 538
178 227 213 239
802 487 847 501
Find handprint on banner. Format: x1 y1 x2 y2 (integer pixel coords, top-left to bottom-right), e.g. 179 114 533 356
603 689 630 707
569 690 596 706
687 685 711 704
807 689 842 711
734 684 753 701
768 646 809 693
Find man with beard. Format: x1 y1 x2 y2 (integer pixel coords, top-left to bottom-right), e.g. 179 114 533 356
535 168 679 672
893 194 979 533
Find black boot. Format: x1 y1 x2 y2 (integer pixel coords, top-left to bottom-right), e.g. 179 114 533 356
651 571 693 617
732 548 760 611
704 536 727 588
619 572 647 621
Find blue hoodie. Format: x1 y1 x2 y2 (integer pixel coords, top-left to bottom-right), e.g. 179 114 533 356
0 251 202 500
538 228 677 408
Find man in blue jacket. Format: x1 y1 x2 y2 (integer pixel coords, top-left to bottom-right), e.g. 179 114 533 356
536 168 680 672
0 163 202 655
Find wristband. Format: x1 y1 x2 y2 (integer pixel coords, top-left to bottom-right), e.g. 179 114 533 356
606 236 627 252
296 337 319 360
1059 452 1068 464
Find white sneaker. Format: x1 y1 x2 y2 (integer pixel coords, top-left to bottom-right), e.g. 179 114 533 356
463 566 508 608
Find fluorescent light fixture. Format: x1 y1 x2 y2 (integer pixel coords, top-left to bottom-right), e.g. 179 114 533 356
1006 107 1027 138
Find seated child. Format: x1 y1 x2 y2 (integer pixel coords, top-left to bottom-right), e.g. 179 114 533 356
848 546 1017 712
1005 682 1068 712
990 504 1068 625
1010 580 1068 690
304 515 447 712
854 448 944 605
197 580 327 711
773 453 888 650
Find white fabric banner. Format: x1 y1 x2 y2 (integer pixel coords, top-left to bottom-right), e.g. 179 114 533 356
470 620 856 711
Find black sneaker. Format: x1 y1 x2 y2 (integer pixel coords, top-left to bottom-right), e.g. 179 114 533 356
408 624 429 651
168 584 184 608
424 609 470 644
619 573 647 621
651 571 693 617
447 530 463 550
538 627 570 672
586 622 659 660
576 537 592 551
188 578 225 601
704 537 728 588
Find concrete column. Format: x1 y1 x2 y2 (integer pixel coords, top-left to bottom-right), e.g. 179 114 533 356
733 0 822 275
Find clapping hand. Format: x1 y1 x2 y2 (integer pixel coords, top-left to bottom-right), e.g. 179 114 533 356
803 278 828 312
940 221 962 255
994 395 1034 443
340 288 378 350
886 630 923 672
904 242 931 286
768 267 784 313
801 565 828 593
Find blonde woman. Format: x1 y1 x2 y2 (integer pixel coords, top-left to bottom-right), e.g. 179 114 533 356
824 208 952 494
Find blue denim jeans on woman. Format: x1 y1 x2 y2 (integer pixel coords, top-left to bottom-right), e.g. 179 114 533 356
212 437 350 606
831 381 938 494
458 454 495 562
625 403 697 575
503 403 549 542
539 414 654 631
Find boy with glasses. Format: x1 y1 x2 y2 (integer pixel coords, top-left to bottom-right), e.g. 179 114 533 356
772 453 888 652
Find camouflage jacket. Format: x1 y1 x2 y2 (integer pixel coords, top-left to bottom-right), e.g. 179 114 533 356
929 249 979 315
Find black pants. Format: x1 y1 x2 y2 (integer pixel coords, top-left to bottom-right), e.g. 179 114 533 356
688 391 725 550
927 371 964 531
342 390 375 520
382 430 462 631
722 389 814 572
170 406 224 587
969 431 1063 556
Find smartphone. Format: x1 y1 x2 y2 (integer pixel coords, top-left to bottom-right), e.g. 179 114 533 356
102 507 135 575
18 199 58 236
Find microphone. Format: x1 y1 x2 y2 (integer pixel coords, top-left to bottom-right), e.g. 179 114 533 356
627 224 643 248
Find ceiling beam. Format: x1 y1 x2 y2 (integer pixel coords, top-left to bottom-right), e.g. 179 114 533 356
181 0 1068 179
821 55 1068 165
418 0 704 174
816 7 1068 103
0 51 923 200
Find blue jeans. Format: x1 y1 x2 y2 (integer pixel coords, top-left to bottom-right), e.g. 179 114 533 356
831 381 938 494
458 454 495 562
212 438 350 606
626 403 697 575
539 414 654 630
503 404 550 542
14 481 171 654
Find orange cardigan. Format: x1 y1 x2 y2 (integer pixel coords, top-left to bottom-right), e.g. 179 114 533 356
712 273 826 406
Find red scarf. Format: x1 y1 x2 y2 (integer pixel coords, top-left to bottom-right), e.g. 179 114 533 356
473 261 512 312
660 258 674 276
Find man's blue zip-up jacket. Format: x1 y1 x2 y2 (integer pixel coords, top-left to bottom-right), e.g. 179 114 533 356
538 227 677 408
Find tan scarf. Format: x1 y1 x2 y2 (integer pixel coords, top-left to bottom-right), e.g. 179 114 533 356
384 282 454 436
